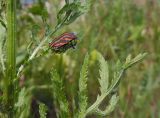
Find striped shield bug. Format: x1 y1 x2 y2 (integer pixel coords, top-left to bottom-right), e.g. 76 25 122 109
49 32 78 53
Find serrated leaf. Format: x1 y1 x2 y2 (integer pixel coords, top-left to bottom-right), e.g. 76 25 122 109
51 69 70 118
57 3 81 25
86 53 146 117
15 88 26 107
77 53 89 118
125 54 131 64
15 88 31 118
79 0 93 13
56 0 92 26
108 94 119 111
123 53 147 69
95 94 119 116
97 52 109 94
39 103 47 118
64 11 82 25
112 60 122 87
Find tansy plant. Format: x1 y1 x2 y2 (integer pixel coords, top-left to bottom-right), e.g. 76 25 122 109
0 0 147 118
0 0 92 117
50 51 147 118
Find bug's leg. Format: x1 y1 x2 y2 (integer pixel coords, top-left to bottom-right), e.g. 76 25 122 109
71 40 77 49
71 42 76 49
72 45 76 49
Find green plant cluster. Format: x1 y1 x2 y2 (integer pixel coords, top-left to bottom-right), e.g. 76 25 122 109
0 0 159 118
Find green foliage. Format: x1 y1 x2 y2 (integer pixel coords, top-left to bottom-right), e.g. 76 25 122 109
77 53 89 118
94 94 119 116
39 102 47 118
51 69 70 118
1 0 159 118
56 0 92 27
97 52 109 93
111 53 147 91
50 52 146 118
17 0 93 77
0 23 6 75
123 53 147 69
15 88 31 118
0 0 6 29
85 51 146 117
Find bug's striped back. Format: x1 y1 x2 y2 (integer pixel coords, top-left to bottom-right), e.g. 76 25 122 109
49 32 77 48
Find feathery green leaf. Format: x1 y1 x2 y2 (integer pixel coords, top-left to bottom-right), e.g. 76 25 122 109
95 94 119 116
51 69 70 118
77 53 89 118
39 103 47 118
86 52 146 117
15 88 31 118
123 53 147 69
97 52 109 94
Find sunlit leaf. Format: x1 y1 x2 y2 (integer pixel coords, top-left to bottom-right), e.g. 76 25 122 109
97 52 109 94
77 53 89 118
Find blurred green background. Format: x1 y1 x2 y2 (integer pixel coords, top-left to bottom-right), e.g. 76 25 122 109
1 0 160 117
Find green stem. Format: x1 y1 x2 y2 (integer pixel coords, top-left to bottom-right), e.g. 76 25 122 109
85 70 124 116
17 6 71 77
17 17 68 77
17 26 60 77
4 0 16 117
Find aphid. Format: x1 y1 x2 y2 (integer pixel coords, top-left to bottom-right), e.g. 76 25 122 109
49 32 78 53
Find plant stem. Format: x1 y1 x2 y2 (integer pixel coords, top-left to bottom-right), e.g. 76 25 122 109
17 25 60 77
85 70 124 116
29 36 48 61
17 8 70 77
4 0 16 117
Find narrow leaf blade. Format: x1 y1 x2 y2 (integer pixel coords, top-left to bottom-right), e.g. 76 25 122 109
97 52 109 94
77 53 89 118
51 69 70 117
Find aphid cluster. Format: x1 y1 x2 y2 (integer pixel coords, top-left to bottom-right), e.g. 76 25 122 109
49 32 78 53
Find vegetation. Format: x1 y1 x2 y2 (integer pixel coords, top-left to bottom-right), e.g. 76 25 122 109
0 0 160 118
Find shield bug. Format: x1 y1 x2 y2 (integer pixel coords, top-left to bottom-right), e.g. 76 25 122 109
49 32 78 53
